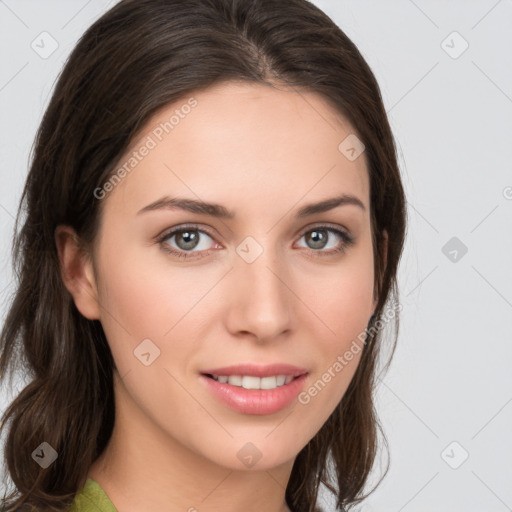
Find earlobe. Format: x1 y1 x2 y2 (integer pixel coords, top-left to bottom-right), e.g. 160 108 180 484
54 225 101 320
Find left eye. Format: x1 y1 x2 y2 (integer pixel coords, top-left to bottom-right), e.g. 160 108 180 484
296 227 348 251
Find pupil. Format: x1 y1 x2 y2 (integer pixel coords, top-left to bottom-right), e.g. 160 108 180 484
308 229 327 249
177 230 198 250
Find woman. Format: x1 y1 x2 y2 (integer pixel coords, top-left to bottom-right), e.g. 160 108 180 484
0 0 406 511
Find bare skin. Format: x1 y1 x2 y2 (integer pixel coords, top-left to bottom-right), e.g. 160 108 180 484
56 80 386 512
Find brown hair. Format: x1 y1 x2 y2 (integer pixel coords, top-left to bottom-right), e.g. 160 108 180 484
0 0 406 510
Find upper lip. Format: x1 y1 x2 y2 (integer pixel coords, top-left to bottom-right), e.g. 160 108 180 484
201 363 308 378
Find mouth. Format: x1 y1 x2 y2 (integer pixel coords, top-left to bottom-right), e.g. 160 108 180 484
199 363 309 392
201 373 305 390
199 371 310 415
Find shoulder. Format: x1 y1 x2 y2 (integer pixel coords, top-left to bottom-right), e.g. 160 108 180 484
69 478 118 512
0 479 117 512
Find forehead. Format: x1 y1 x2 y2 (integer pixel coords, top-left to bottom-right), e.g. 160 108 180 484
103 80 369 218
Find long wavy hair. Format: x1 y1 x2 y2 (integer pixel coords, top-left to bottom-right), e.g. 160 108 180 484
0 0 407 510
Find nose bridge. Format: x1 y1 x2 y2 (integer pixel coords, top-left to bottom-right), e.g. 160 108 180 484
228 234 292 340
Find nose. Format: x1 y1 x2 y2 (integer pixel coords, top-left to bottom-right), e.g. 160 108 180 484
224 242 293 344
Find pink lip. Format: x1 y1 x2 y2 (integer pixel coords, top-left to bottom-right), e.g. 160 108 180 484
200 363 308 378
199 373 309 415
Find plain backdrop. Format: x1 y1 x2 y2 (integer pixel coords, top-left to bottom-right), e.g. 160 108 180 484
1 1 511 511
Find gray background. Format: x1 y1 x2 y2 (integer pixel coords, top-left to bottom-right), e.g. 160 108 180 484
1 1 511 510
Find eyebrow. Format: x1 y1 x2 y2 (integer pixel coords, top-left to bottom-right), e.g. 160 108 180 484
137 194 366 218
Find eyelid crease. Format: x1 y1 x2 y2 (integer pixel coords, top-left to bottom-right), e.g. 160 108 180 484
155 221 354 243
155 222 355 260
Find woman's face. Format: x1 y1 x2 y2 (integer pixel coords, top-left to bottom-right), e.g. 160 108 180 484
83 81 377 470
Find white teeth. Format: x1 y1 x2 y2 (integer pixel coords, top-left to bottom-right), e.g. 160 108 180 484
242 376 261 389
228 375 242 386
260 376 277 389
210 374 296 390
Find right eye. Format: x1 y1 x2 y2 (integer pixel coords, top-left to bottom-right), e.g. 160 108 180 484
156 224 221 260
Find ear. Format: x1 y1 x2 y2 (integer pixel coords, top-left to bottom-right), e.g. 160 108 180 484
372 229 388 312
54 225 101 320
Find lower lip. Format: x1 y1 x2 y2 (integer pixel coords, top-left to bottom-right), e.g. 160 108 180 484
199 373 309 415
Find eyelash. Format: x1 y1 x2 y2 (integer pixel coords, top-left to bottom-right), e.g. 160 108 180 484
155 223 355 260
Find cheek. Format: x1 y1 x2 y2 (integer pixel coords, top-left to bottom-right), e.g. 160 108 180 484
294 254 373 413
93 236 172 363
94 237 221 368
297 251 374 339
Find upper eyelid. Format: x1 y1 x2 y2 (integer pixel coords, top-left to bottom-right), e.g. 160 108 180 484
294 221 351 238
158 224 216 241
